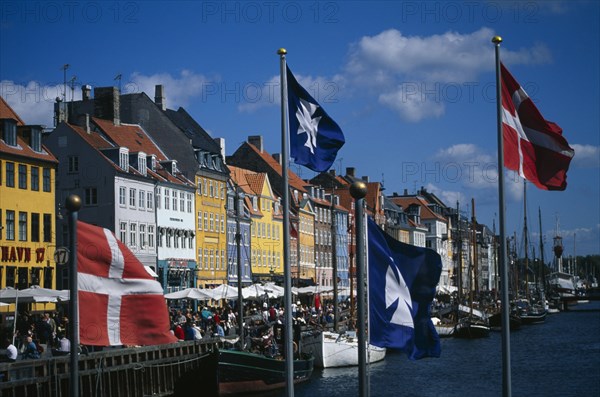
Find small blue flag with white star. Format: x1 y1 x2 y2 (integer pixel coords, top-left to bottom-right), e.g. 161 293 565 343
286 65 345 173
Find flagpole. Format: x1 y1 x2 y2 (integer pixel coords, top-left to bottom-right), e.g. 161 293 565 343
492 35 512 397
278 47 295 396
67 194 82 397
350 181 368 397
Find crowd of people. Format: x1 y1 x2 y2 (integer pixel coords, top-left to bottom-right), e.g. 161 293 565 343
0 311 71 361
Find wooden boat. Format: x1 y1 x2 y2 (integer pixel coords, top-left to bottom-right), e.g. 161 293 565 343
431 317 455 337
487 310 522 331
218 349 314 396
453 316 490 339
301 329 386 368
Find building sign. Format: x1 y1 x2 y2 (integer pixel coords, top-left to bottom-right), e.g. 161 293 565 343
0 246 46 263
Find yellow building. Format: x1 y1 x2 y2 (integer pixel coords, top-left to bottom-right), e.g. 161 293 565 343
195 173 228 288
229 166 283 282
0 97 58 316
297 198 316 284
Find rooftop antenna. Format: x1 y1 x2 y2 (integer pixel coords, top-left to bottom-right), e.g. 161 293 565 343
69 76 77 101
62 64 70 102
114 73 122 93
380 172 385 191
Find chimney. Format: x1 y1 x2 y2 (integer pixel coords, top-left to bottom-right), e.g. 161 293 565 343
84 114 90 133
272 153 282 164
404 189 408 195
248 135 263 152
329 169 336 176
81 85 92 101
154 85 166 111
362 176 369 182
346 167 355 177
214 138 226 163
93 86 120 126
54 97 66 125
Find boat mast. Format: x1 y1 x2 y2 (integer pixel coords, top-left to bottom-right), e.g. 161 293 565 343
330 186 339 331
523 181 530 300
234 183 244 350
472 198 479 298
456 201 462 318
538 208 546 296
469 198 476 318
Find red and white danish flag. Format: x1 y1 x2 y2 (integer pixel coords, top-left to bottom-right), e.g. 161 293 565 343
77 221 177 346
501 63 575 190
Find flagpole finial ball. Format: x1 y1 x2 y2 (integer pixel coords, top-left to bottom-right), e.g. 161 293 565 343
349 181 368 200
492 36 502 44
65 194 82 212
277 48 287 55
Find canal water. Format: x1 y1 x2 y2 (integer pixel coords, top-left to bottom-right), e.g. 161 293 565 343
294 301 600 397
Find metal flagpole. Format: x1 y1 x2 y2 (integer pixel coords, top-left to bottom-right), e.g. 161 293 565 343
67 194 82 397
350 181 368 397
278 47 295 396
492 35 512 397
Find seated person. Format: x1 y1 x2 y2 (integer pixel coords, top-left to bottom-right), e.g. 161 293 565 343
0 337 18 362
51 332 70 356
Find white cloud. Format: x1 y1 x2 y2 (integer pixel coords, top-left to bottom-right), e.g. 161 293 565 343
128 70 214 109
571 144 600 168
0 80 70 127
431 143 523 202
344 27 551 122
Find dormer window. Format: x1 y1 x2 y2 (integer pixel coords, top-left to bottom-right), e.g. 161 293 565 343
138 152 147 176
30 126 42 152
1 119 17 147
252 196 258 211
119 147 129 171
147 154 157 172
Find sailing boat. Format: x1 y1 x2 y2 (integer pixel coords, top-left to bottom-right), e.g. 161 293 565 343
453 199 491 338
546 215 577 309
301 190 386 368
210 179 314 395
516 182 547 325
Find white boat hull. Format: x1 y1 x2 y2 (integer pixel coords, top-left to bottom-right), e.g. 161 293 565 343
302 331 386 368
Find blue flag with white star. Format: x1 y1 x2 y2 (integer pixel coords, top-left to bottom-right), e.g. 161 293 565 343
368 217 442 360
286 65 345 173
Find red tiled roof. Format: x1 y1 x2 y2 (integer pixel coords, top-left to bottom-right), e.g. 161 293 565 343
0 97 57 163
92 118 168 161
389 196 446 222
245 143 306 193
0 97 25 125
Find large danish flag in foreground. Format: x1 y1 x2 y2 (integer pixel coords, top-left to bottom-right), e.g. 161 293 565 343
77 221 177 346
501 63 574 190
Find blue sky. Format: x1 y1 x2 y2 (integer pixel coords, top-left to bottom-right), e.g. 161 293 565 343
1 1 599 256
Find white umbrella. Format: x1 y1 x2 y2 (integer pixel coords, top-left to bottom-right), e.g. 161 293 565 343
296 285 334 295
0 285 69 303
164 288 211 300
206 284 239 300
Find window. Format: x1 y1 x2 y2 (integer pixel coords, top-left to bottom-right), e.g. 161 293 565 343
203 179 208 196
139 190 145 209
198 212 203 231
209 213 214 232
174 232 179 249
172 190 177 211
85 187 98 205
31 213 39 242
43 168 51 192
18 212 27 241
120 222 127 243
164 189 170 210
204 212 208 230
31 166 39 191
186 193 192 213
119 149 128 171
68 156 79 173
43 214 51 242
18 164 27 189
6 162 15 187
6 210 15 240
209 180 213 197
130 223 137 247
139 224 146 248
220 214 225 233
180 192 185 212
129 188 136 207
197 180 203 195
119 186 126 205
147 191 153 210
148 225 155 248
31 128 42 152
156 188 162 209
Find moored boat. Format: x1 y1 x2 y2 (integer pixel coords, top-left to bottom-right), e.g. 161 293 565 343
218 348 314 396
301 330 386 368
453 316 490 339
431 317 455 337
